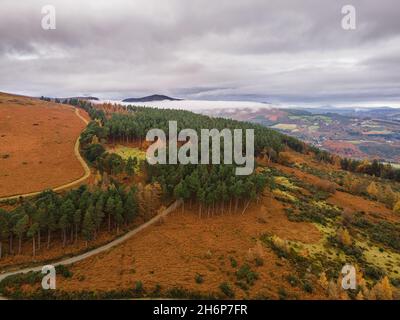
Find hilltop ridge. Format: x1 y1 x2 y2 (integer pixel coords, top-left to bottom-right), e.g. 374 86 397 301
122 94 182 103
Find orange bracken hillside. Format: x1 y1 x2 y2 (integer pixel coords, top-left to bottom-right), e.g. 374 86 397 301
0 93 89 198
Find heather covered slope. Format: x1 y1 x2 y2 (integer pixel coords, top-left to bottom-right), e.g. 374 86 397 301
0 93 89 198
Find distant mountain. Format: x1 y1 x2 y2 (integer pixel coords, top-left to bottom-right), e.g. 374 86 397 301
122 94 182 103
73 96 99 101
47 96 99 101
68 96 99 101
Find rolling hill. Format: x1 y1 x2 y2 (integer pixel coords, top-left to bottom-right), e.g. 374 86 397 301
0 92 90 199
122 94 182 103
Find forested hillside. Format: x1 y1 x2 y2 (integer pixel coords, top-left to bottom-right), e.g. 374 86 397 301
2 98 400 300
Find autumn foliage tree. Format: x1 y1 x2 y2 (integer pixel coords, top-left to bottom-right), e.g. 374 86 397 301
366 182 379 199
393 200 400 215
369 276 393 300
337 227 352 247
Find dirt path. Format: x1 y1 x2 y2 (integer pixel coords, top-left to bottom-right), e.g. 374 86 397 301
0 108 90 201
0 200 182 297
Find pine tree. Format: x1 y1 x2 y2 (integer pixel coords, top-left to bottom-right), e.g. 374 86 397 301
124 190 137 224
27 223 39 257
186 172 199 208
174 182 187 213
46 204 57 249
114 198 124 233
197 188 206 218
14 215 29 255
73 209 82 243
82 210 95 247
0 210 10 259
233 180 243 213
105 196 115 232
60 199 75 245
34 204 47 251
94 196 105 232
58 214 69 248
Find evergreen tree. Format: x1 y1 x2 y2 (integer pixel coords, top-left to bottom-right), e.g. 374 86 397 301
58 214 69 248
0 210 10 259
14 215 29 254
27 223 39 256
82 210 95 247
35 204 47 250
46 203 57 249
105 196 115 232
124 190 137 224
114 198 124 233
94 196 105 232
73 209 82 243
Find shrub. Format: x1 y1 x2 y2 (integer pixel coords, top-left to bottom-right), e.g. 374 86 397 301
274 176 298 191
352 219 400 251
286 274 300 287
134 281 144 294
365 266 385 281
254 257 264 267
195 274 204 284
219 282 235 298
235 281 249 291
314 180 337 194
272 189 296 203
78 275 85 282
152 284 162 296
278 287 288 300
230 257 238 268
56 265 73 278
278 152 293 166
302 281 314 293
236 264 259 285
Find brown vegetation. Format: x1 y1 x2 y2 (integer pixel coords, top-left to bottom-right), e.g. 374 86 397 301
0 93 88 198
52 193 322 298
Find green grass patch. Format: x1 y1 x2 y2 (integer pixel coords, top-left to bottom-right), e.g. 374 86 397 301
107 145 146 170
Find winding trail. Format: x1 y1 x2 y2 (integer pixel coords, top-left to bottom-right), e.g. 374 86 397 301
0 108 91 201
0 200 182 297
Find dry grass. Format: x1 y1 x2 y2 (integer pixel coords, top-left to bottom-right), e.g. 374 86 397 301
0 93 88 197
54 194 323 299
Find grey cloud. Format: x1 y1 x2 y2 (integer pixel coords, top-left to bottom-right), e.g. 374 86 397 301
0 0 399 106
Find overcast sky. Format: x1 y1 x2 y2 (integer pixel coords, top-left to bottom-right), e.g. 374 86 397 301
0 0 399 107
